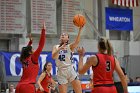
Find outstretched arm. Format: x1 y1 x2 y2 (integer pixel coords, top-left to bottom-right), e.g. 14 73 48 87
32 22 46 63
77 47 97 74
70 27 82 52
115 58 128 93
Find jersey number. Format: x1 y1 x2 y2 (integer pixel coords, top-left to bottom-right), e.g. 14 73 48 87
106 61 111 71
59 55 65 61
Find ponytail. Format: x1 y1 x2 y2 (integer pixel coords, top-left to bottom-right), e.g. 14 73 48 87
98 37 113 56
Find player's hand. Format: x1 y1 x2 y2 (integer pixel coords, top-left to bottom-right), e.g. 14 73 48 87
77 47 85 56
51 86 55 90
59 43 66 50
39 86 44 92
28 34 33 41
124 91 128 93
43 21 46 30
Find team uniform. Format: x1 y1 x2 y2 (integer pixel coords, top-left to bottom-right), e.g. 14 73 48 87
55 44 78 84
15 29 45 93
36 72 52 93
91 53 117 93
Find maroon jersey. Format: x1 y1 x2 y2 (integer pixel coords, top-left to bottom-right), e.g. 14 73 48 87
92 53 115 86
41 72 52 92
19 29 45 84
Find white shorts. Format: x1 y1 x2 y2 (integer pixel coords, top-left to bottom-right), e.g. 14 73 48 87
57 66 79 84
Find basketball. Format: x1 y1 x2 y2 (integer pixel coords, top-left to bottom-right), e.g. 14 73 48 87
73 14 86 27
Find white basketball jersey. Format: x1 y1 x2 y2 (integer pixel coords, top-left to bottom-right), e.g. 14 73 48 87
55 44 73 68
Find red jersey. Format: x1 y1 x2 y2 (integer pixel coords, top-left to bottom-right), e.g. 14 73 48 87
19 29 45 84
41 72 52 92
92 53 115 86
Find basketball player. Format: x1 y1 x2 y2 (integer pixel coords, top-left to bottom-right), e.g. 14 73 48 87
15 22 46 93
37 62 56 93
52 27 83 93
77 37 128 93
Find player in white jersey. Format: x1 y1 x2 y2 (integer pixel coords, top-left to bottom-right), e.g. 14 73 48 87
52 27 82 93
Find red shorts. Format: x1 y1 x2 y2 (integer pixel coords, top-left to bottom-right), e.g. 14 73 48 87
15 83 36 93
91 85 117 93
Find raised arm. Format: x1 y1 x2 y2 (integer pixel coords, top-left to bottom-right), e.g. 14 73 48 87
77 47 97 74
70 27 82 52
37 72 46 92
32 23 46 63
27 34 33 46
115 58 128 93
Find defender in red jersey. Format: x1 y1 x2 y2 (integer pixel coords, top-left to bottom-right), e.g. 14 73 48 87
37 62 56 93
15 22 46 93
77 37 128 93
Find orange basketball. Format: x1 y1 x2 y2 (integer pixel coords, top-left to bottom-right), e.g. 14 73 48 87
73 14 86 27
